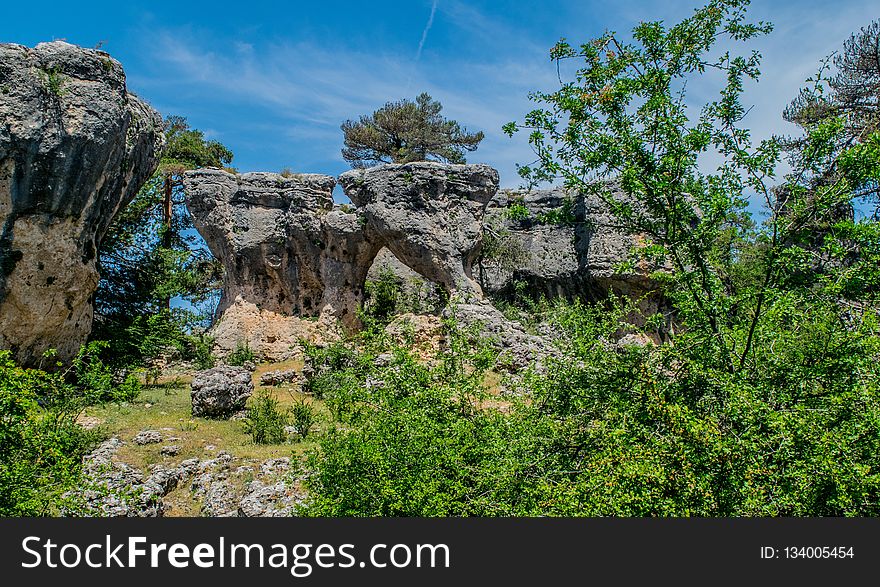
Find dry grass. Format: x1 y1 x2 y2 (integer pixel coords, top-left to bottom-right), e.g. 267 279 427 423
83 361 322 473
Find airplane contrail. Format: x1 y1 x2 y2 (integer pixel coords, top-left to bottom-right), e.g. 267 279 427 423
415 0 439 62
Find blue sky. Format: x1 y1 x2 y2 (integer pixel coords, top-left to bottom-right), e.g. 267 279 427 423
2 0 877 196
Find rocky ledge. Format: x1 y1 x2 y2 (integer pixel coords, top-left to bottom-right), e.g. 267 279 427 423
67 437 304 517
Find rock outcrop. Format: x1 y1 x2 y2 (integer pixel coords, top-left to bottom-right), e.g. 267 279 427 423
67 437 170 517
207 298 338 361
339 162 498 296
185 161 664 365
183 169 382 356
478 187 663 319
133 430 163 445
260 368 302 387
69 440 303 517
184 162 499 358
0 41 164 365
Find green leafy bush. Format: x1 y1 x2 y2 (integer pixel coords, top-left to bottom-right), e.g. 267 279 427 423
190 334 216 370
289 399 316 440
505 200 531 221
535 197 576 225
241 393 288 445
0 351 104 515
226 341 256 367
93 308 217 372
361 265 402 328
301 295 880 516
71 341 140 403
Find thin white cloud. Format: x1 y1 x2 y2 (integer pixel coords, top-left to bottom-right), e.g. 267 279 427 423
137 26 548 185
130 1 879 190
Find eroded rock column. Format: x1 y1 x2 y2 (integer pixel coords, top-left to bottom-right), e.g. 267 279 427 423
0 41 164 365
183 169 383 358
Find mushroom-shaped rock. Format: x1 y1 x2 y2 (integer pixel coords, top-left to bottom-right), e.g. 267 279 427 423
183 169 382 355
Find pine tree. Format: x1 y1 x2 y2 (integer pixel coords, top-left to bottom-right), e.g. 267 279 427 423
94 116 233 367
341 92 484 168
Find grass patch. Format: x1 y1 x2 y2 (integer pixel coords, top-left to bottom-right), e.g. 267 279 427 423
83 362 323 471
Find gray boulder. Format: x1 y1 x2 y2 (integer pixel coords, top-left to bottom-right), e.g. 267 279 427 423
133 430 162 445
259 368 301 386
191 365 253 418
238 480 299 517
160 445 181 456
0 42 164 365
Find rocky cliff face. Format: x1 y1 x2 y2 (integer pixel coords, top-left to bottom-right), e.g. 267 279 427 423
0 41 164 365
480 187 662 317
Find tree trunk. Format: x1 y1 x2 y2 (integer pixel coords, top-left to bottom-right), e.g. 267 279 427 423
161 173 173 310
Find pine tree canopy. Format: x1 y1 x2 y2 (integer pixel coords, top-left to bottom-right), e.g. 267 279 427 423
340 92 484 168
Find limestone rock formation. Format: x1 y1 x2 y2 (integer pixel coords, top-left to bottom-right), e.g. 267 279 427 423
207 298 339 361
185 162 499 359
0 41 164 365
183 169 339 316
479 187 663 318
186 158 669 367
339 161 499 296
447 300 554 370
259 368 301 387
67 437 169 517
183 169 381 357
191 365 254 418
69 440 303 517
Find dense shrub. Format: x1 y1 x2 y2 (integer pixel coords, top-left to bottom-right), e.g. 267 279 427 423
0 350 109 515
242 393 289 444
362 265 401 327
301 340 372 400
301 323 518 516
289 399 316 441
226 341 256 367
71 341 140 403
94 307 217 372
301 296 880 516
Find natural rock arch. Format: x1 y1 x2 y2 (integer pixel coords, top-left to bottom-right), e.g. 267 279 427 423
183 162 499 359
